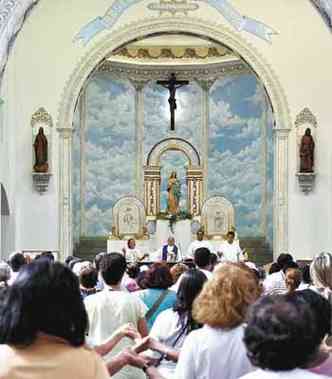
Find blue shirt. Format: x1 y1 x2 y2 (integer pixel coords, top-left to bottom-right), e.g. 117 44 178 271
138 288 177 330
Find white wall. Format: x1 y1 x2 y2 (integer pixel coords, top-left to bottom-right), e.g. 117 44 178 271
1 0 332 259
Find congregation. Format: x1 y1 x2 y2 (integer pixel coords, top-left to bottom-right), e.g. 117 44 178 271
0 245 331 379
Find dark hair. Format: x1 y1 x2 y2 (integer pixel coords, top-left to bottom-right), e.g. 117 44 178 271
269 262 281 274
141 262 173 289
65 255 76 266
40 251 55 262
277 253 293 269
293 289 331 341
194 248 211 269
79 267 98 289
94 252 107 272
100 253 126 286
301 264 311 284
174 269 207 333
227 231 235 237
9 253 26 272
0 260 87 347
244 295 320 371
127 263 140 279
209 253 218 267
282 260 299 274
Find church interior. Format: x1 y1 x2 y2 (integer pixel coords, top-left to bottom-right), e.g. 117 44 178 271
1 0 331 263
0 1 332 378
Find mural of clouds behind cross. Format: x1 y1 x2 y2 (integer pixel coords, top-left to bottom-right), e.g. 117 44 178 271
72 72 274 244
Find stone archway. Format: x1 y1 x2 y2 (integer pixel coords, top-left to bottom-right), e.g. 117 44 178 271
57 17 291 259
144 138 203 218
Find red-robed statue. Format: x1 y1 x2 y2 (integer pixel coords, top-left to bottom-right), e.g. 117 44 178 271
300 128 315 173
33 127 49 173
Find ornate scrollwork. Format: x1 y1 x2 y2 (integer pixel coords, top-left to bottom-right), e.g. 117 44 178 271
31 107 53 128
295 107 317 129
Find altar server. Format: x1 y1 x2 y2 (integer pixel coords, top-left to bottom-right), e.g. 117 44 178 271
186 230 214 259
122 238 147 263
218 231 244 262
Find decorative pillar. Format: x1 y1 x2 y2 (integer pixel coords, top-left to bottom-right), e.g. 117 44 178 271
274 128 290 256
58 128 74 261
197 79 215 200
186 167 203 217
79 88 87 236
131 80 147 201
260 92 268 237
144 166 161 217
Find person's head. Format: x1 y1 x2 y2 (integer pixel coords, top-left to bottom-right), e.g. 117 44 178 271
0 262 11 285
276 253 294 270
285 268 302 293
40 251 55 262
305 128 311 136
301 264 311 284
269 262 281 274
127 238 136 249
94 252 107 272
141 262 173 289
282 260 299 274
100 253 127 286
167 236 175 246
170 263 188 284
293 290 331 343
310 252 332 291
244 295 322 371
127 263 140 279
174 269 207 324
193 263 260 329
0 260 87 347
65 255 76 266
170 171 177 179
194 248 211 269
197 230 204 241
79 266 98 290
9 252 26 273
72 260 92 277
226 231 235 244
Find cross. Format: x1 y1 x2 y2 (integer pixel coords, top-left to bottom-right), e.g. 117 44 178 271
157 73 189 131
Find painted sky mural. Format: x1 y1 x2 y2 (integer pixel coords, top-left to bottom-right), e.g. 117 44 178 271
73 71 274 243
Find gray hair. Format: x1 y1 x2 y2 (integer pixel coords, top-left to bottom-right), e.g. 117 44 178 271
310 252 332 291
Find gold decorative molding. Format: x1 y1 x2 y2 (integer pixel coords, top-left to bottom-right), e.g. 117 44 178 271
112 46 232 60
31 107 53 128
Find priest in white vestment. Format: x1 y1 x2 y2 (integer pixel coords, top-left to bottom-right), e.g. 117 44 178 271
186 230 214 259
218 231 244 262
154 236 181 262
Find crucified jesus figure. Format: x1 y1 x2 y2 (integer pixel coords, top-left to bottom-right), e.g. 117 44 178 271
157 73 189 131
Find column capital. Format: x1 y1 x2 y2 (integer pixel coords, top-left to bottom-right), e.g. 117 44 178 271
195 78 216 91
57 128 74 138
130 79 149 91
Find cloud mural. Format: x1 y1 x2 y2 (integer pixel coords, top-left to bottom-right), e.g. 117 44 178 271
72 72 274 244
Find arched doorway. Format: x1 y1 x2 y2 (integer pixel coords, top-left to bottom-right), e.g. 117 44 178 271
57 18 291 259
144 137 203 217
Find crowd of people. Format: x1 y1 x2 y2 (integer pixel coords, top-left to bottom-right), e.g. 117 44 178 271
0 244 331 378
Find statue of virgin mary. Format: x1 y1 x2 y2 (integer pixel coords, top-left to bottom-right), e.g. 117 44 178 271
167 171 181 215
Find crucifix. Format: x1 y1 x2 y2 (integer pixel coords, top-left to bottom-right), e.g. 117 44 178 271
157 73 189 131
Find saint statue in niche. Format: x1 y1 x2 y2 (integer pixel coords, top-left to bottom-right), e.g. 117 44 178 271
33 127 49 173
167 171 181 215
300 128 315 173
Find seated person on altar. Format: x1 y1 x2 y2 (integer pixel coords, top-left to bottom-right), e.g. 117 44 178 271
155 236 180 262
122 238 147 263
186 229 214 259
218 230 244 262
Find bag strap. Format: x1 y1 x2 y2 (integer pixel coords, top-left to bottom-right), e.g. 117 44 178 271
146 290 170 322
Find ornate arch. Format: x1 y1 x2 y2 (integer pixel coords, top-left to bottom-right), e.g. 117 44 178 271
57 16 291 259
147 138 201 167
